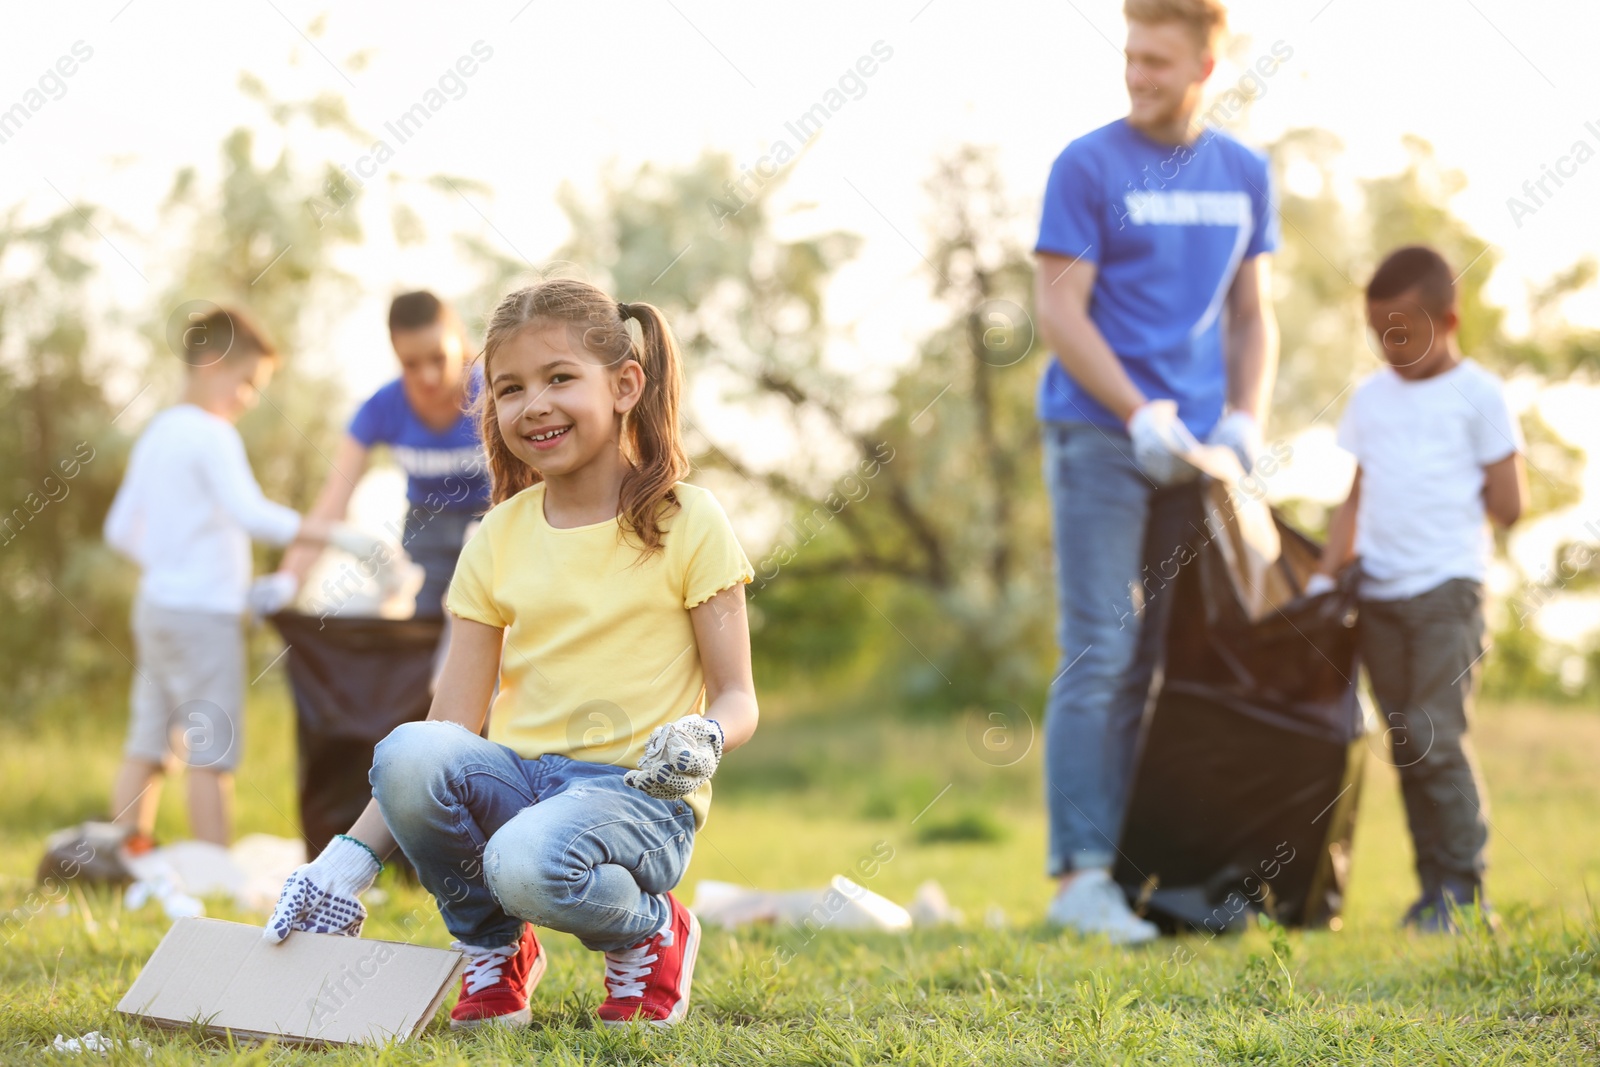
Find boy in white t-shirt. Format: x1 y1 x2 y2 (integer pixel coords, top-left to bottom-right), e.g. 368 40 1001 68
103 307 378 847
1314 246 1528 932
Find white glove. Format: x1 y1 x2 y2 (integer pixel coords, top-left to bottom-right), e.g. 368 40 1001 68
263 835 381 943
1207 411 1262 474
1303 573 1338 598
624 716 724 800
1127 400 1202 486
247 571 299 617
329 522 387 561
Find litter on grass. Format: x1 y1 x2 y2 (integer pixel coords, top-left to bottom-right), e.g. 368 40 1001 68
692 877 963 931
48 1031 152 1057
121 834 305 916
37 825 305 920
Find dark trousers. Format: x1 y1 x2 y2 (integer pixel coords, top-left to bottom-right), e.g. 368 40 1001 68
1358 578 1490 894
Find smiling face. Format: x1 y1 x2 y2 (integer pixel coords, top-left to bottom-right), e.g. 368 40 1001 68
1366 287 1458 380
488 322 644 480
1124 19 1213 137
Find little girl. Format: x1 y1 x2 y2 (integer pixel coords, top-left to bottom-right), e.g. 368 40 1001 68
264 279 758 1030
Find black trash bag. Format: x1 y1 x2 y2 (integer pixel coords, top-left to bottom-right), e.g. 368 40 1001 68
36 822 135 887
268 612 444 864
1113 478 1368 933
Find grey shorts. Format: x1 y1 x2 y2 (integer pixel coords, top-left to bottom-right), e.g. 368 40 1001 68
125 598 245 771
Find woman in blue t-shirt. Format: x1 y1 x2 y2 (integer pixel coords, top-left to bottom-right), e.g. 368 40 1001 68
276 291 489 618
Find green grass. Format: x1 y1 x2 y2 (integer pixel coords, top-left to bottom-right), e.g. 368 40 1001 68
3 668 1599 1064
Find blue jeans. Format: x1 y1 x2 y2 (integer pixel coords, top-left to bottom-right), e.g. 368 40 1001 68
1042 421 1198 876
402 507 478 619
370 721 697 951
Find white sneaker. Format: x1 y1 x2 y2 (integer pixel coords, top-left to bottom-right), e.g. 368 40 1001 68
1046 869 1159 944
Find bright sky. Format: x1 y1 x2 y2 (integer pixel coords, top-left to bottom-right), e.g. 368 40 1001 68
6 0 1599 643
6 1 1599 392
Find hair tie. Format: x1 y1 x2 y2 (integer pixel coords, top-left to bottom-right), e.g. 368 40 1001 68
617 301 633 322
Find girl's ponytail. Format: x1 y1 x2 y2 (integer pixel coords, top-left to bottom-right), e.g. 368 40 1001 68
616 300 690 553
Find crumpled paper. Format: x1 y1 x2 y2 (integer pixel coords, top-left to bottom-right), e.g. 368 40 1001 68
49 1031 151 1057
121 834 306 919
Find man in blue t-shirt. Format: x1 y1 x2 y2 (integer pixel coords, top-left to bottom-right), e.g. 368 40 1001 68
276 291 489 618
1032 0 1280 942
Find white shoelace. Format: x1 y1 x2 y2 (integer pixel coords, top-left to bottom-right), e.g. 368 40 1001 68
456 941 518 996
604 926 674 1000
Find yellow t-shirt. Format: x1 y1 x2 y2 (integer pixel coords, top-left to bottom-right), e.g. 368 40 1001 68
445 480 753 829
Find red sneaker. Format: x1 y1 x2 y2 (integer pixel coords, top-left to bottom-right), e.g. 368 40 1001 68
449 926 546 1030
123 831 158 857
597 893 702 1028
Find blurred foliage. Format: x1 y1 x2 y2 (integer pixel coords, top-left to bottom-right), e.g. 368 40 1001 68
1264 127 1365 434
1481 619 1600 706
1509 256 1600 378
1518 413 1585 519
5 105 1598 714
0 207 138 707
1 84 366 715
153 124 363 522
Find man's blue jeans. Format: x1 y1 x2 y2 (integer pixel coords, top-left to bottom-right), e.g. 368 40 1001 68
1042 421 1198 876
370 721 697 952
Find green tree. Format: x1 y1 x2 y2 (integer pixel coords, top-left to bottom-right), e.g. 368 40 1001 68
1 77 370 715
746 148 1054 710
151 107 364 520
0 206 137 709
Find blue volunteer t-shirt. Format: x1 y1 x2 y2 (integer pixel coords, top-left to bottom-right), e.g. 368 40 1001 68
1035 119 1278 437
348 366 490 512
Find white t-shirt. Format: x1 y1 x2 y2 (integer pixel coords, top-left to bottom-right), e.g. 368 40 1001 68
1336 359 1522 601
103 404 302 614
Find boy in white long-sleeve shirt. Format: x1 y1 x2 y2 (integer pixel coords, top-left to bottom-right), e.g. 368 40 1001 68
104 307 375 846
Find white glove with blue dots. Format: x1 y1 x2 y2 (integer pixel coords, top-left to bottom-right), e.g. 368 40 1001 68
625 716 724 800
263 834 381 942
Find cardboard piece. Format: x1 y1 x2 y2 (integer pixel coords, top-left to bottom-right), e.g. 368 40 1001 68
117 918 463 1048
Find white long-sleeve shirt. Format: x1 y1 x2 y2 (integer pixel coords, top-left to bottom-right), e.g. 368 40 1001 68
104 404 302 614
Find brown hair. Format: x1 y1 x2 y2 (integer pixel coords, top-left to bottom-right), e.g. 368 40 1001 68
1123 0 1227 51
388 290 445 333
182 306 276 367
478 279 689 553
1367 245 1456 313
